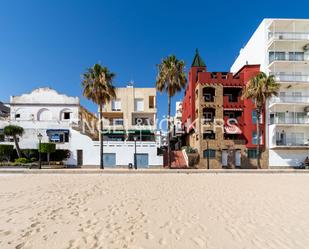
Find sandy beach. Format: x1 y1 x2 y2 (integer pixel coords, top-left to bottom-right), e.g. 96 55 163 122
0 173 309 249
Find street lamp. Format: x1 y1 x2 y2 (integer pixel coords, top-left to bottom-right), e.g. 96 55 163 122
37 133 43 169
133 136 137 170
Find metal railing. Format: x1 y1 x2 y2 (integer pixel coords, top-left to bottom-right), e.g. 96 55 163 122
276 140 309 147
270 96 309 104
269 32 309 41
272 117 309 125
271 74 309 83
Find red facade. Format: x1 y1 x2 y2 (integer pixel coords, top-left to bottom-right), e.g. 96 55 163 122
182 61 265 149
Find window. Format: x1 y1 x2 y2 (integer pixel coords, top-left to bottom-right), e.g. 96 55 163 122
204 112 213 122
15 114 20 119
112 100 121 111
113 119 124 125
149 96 155 108
252 132 262 145
252 111 262 124
248 149 257 159
134 99 144 111
63 112 71 120
203 149 216 158
203 131 215 140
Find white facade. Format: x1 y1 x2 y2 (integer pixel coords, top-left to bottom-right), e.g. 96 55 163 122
0 88 163 167
231 19 309 167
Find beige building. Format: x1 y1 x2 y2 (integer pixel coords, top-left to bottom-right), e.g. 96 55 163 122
102 85 157 141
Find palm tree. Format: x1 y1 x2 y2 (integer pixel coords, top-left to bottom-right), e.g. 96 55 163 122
242 72 280 169
156 55 187 168
82 63 116 169
4 125 24 158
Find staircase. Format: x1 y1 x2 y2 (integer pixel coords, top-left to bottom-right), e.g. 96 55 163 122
164 151 187 169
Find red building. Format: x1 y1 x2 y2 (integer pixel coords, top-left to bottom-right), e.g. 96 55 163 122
182 50 267 168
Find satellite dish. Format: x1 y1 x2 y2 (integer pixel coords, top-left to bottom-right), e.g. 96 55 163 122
303 44 309 51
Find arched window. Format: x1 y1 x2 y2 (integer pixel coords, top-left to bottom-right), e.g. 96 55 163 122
37 108 52 121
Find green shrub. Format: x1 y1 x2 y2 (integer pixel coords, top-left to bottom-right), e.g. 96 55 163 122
22 149 38 160
50 150 70 161
30 157 37 162
0 145 14 162
39 143 56 163
14 158 31 164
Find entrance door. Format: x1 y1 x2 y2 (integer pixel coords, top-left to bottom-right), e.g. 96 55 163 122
235 150 241 167
103 153 116 167
77 150 83 166
136 154 149 168
222 150 228 167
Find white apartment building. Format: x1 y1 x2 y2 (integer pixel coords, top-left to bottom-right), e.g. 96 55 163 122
231 18 309 167
0 87 163 168
171 101 183 150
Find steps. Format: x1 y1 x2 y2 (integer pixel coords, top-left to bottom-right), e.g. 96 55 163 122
164 151 187 169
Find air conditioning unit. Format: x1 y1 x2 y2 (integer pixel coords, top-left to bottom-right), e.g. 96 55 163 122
279 35 284 40
303 44 309 51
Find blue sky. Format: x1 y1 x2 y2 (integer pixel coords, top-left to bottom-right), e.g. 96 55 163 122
1 0 309 120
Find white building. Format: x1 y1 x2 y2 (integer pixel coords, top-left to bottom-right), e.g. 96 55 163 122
231 18 309 167
0 87 163 168
171 101 184 150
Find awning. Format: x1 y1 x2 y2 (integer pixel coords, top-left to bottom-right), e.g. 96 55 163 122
102 130 125 135
46 129 70 134
224 126 242 134
128 130 154 135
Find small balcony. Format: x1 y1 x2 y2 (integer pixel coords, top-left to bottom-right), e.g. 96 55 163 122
269 52 309 65
270 95 309 105
223 96 244 109
269 32 309 41
272 73 309 83
271 117 309 125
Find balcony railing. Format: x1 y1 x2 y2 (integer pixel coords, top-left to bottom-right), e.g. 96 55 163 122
270 96 309 104
272 118 309 125
276 140 309 147
272 74 309 83
269 32 309 41
269 55 308 63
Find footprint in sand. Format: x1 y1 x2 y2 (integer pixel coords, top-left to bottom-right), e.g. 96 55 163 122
192 236 206 248
145 232 154 240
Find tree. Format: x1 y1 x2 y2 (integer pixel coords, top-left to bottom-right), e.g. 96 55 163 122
39 143 56 165
3 125 24 158
82 63 116 169
156 55 187 168
242 72 280 168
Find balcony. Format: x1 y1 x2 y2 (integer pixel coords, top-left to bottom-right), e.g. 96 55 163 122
269 52 309 64
223 96 244 109
269 32 309 41
272 73 309 83
276 140 309 146
270 95 309 105
271 117 309 125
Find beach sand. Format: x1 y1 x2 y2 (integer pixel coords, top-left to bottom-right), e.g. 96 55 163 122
0 173 309 249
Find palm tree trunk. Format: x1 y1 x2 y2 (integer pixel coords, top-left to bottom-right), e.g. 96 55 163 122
99 104 104 169
167 94 171 169
13 135 22 158
256 109 261 169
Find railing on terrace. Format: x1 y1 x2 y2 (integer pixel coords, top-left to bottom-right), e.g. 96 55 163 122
276 140 309 147
272 118 309 125
269 55 309 63
270 96 309 104
272 74 309 83
269 32 309 41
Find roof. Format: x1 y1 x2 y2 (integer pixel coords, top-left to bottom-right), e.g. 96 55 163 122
191 49 206 67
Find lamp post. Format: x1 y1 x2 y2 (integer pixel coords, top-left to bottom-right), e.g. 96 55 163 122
37 133 43 169
133 136 137 170
206 138 210 170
